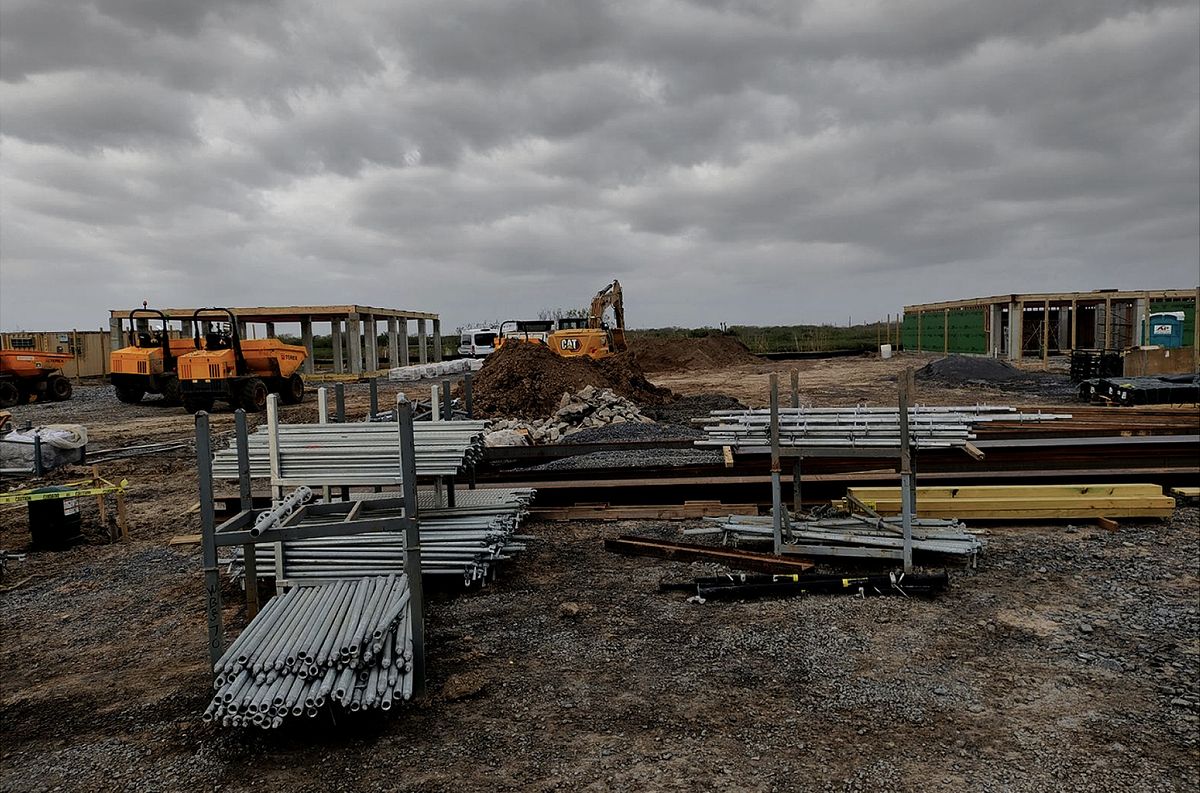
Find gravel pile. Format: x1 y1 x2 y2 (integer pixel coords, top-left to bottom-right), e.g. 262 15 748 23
522 447 721 471
561 422 704 444
644 393 748 426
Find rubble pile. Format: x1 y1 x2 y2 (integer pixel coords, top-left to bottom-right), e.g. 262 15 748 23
485 386 654 446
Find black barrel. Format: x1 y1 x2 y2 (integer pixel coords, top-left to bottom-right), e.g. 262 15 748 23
28 487 83 548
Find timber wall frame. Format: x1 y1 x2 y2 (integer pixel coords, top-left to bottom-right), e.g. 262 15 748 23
107 305 442 376
901 288 1199 364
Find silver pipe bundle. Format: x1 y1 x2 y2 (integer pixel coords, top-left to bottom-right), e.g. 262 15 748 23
226 489 536 586
210 421 489 482
693 513 985 561
203 576 414 729
694 405 1070 450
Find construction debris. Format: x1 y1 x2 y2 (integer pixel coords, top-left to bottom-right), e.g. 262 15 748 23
205 575 413 729
694 514 984 563
662 570 950 601
485 386 654 446
843 483 1177 519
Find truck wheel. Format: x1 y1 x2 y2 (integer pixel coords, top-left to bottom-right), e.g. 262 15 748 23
183 395 215 414
115 385 146 404
239 378 269 412
49 376 73 402
160 377 182 406
280 373 305 405
0 381 18 408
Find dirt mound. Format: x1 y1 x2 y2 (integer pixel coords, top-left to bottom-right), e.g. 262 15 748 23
469 343 673 418
629 335 763 372
917 355 1029 383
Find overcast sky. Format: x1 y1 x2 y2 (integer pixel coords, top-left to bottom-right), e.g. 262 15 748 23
1 0 1197 333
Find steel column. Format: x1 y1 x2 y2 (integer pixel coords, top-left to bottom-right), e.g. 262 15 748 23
396 396 425 695
197 412 224 668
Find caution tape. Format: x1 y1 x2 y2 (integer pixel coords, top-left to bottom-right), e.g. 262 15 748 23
0 479 128 505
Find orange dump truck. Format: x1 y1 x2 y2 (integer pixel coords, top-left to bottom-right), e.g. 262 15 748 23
0 350 75 407
177 308 307 413
109 308 194 405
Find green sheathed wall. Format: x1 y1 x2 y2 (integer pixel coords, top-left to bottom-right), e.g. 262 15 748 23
900 309 986 353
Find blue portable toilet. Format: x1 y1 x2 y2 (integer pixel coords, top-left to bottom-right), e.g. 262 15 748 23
1149 312 1184 348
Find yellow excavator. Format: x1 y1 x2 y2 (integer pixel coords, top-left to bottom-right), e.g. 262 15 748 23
499 280 628 359
177 308 307 413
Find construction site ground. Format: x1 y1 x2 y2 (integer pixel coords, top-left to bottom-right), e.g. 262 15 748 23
2 352 1197 792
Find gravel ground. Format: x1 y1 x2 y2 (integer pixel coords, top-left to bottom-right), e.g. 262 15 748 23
0 372 1196 791
2 500 1197 792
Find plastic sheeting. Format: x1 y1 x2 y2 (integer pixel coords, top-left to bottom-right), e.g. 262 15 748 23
0 424 87 473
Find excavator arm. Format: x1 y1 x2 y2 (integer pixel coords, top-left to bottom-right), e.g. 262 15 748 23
589 280 624 330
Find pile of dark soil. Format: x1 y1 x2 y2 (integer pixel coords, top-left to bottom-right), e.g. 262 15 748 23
916 355 1077 400
629 335 763 372
917 355 1028 383
469 342 673 418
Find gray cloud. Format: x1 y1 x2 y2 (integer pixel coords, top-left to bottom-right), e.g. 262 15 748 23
1 0 1196 332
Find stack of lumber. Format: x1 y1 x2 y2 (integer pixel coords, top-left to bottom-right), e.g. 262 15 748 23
841 484 1176 520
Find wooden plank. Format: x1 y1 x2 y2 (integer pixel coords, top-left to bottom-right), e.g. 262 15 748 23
1096 517 1120 532
1169 486 1200 498
604 535 814 573
169 534 202 546
848 484 1167 499
962 441 985 460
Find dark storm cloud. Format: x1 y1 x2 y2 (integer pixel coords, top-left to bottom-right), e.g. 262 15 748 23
1 0 1196 331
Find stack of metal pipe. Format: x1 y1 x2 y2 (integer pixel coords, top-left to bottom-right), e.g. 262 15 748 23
227 488 537 585
203 575 413 729
694 406 1070 450
209 421 488 481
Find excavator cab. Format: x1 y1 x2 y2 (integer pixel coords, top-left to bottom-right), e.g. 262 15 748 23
177 308 308 413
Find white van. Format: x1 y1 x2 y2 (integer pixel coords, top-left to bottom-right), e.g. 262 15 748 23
458 328 498 358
